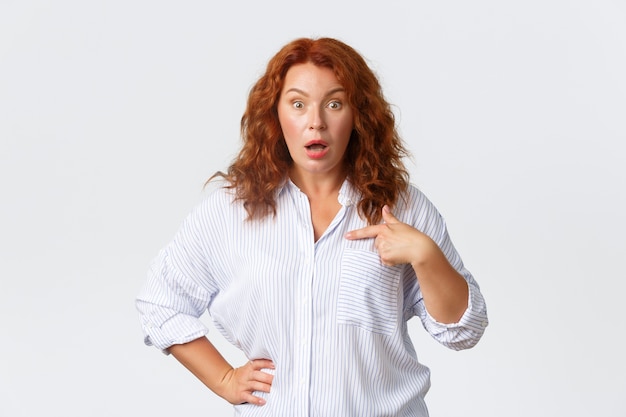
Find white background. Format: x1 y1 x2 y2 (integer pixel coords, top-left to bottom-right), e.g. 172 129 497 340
1 1 625 416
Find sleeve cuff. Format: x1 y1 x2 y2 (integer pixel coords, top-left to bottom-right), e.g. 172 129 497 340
142 313 210 353
422 282 489 338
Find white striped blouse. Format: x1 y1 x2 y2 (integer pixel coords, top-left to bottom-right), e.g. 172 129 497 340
136 179 488 417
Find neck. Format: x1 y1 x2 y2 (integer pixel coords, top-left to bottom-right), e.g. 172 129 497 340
289 169 346 200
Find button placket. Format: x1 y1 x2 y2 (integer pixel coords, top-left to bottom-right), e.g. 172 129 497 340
290 186 315 413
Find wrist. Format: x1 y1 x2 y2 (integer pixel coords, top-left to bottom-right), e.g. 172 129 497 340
409 235 438 269
214 366 235 399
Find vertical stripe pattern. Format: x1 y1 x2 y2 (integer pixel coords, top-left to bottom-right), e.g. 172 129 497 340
136 180 488 417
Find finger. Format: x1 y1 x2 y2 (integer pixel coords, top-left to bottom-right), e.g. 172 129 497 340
241 392 267 406
242 377 272 406
344 224 386 240
248 378 273 393
381 205 400 224
249 359 275 370
250 369 274 385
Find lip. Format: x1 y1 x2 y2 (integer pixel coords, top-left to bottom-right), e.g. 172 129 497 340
304 140 329 159
305 139 329 147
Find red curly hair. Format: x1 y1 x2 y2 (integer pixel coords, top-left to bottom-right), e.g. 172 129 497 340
213 37 410 225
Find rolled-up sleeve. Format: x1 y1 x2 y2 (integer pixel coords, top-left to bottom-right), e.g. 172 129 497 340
419 275 489 350
403 187 489 350
136 203 218 353
136 251 212 352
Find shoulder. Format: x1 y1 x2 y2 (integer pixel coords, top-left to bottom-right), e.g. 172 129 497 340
184 180 245 229
398 183 438 214
395 184 445 232
200 178 237 207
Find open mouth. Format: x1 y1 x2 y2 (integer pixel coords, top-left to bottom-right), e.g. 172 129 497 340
306 144 327 151
304 141 329 159
305 140 328 150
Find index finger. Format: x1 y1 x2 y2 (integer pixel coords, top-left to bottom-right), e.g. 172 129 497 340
344 224 387 240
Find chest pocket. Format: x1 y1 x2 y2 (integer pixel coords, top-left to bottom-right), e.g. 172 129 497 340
337 248 402 336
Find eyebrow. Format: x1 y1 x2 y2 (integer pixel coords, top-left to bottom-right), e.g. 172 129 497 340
283 87 346 97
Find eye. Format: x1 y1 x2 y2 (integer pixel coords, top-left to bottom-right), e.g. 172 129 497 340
328 101 342 110
292 101 304 109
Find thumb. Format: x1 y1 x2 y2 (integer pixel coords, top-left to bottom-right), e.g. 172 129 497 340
382 205 400 224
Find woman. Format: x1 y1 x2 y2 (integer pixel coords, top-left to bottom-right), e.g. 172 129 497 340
136 37 488 416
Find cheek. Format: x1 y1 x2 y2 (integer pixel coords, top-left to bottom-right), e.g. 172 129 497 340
280 119 297 142
277 111 299 139
338 116 354 142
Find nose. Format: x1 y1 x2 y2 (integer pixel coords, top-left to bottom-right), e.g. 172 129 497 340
308 108 326 130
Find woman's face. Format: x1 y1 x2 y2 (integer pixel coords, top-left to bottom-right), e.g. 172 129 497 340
277 62 354 182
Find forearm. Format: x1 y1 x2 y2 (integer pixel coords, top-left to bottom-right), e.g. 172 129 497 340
168 337 274 406
168 337 233 399
411 248 469 324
